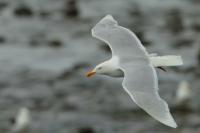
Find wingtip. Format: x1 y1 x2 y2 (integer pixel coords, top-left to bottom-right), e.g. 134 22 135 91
104 14 114 20
98 14 117 26
172 123 178 128
167 122 177 128
166 119 177 128
91 14 118 37
160 115 178 128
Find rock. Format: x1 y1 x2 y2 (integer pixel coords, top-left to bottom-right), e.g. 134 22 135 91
197 48 200 66
0 1 8 11
172 37 194 48
57 71 74 80
189 0 200 4
134 30 151 46
78 127 95 133
165 8 184 34
48 39 63 48
128 3 142 17
57 62 89 80
64 0 79 18
9 117 16 125
39 10 50 19
29 33 47 47
13 5 34 17
73 62 90 70
191 22 200 32
29 39 39 47
0 36 6 44
57 100 77 111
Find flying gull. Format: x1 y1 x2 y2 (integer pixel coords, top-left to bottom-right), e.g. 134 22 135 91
86 15 183 128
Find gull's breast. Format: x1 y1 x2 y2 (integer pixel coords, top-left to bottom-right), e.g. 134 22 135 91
106 56 124 77
108 68 124 77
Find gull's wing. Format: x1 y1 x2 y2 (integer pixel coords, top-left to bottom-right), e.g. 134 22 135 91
121 63 177 128
92 15 177 128
92 15 148 58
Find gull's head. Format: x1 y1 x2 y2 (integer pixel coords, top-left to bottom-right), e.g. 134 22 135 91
86 57 123 78
86 57 122 78
86 62 110 77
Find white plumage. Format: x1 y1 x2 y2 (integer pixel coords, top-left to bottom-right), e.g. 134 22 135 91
87 15 183 128
12 107 31 133
150 55 183 67
176 81 191 104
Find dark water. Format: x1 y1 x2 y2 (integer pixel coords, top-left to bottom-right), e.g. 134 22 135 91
0 0 199 132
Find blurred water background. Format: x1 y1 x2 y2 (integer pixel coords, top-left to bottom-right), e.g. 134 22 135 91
0 0 199 133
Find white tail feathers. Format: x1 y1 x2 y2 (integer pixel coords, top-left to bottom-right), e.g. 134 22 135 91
150 55 183 67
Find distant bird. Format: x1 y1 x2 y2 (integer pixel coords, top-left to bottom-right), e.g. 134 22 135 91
86 15 183 128
176 81 192 105
12 107 31 133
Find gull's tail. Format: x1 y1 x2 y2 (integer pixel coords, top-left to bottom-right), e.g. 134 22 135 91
150 55 183 67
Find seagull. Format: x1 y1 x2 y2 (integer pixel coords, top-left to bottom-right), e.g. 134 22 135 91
12 107 31 133
86 15 183 128
176 80 191 105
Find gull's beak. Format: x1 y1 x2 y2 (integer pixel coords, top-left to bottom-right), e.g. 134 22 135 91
86 70 96 78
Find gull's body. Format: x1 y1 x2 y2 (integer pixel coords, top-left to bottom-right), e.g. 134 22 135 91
94 56 123 77
87 15 183 128
176 81 191 105
95 55 182 77
12 107 31 133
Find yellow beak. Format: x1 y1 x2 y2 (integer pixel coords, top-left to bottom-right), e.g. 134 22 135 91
86 70 96 78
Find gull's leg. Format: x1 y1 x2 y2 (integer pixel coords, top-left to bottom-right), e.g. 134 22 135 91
157 66 167 72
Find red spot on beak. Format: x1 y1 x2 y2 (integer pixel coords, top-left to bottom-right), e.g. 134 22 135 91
86 70 96 78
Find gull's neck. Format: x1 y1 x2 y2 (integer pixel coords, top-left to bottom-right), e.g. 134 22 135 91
105 56 124 77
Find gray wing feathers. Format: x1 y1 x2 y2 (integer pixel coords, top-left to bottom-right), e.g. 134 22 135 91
92 15 148 58
121 62 177 128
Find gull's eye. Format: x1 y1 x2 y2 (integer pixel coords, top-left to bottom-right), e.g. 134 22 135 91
98 67 102 70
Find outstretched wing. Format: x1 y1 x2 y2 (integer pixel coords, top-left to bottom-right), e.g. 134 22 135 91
92 15 148 58
92 15 177 128
121 63 177 128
